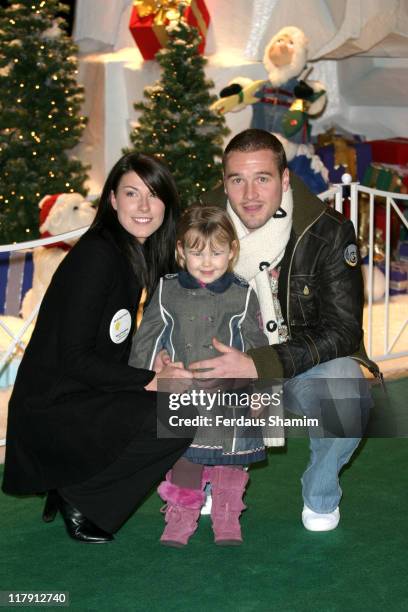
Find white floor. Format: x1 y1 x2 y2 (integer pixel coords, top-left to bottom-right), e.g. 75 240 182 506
362 294 408 378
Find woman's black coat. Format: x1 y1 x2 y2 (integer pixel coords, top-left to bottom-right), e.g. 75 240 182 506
2 227 156 495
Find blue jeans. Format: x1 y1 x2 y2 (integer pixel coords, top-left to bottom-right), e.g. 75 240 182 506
283 357 372 513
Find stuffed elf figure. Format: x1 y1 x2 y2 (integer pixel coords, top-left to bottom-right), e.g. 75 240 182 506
212 26 326 144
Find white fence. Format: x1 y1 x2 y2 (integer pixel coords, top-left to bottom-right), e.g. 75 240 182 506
319 176 408 363
0 228 88 448
0 228 89 377
0 181 407 448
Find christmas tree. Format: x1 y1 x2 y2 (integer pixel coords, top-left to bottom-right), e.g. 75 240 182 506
0 0 88 244
128 15 229 208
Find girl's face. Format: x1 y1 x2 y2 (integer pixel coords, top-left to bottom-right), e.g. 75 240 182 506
177 236 236 284
110 171 165 243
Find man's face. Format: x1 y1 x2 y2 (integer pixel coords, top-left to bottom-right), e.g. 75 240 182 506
224 149 289 232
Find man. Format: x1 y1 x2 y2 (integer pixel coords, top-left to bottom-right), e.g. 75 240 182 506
193 128 379 531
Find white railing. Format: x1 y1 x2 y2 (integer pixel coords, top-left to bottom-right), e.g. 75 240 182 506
319 175 408 364
0 182 407 448
0 227 89 447
0 227 90 373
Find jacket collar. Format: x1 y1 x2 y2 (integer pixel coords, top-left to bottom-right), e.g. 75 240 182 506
289 173 326 236
178 269 235 293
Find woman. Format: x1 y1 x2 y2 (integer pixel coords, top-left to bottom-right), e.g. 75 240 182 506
2 153 192 543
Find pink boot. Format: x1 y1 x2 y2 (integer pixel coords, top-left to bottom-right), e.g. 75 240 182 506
210 466 249 545
202 466 213 486
158 473 205 547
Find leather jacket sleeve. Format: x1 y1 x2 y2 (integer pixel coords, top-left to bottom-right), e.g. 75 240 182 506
248 218 364 379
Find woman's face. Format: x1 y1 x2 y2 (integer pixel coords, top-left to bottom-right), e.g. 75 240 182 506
110 171 165 243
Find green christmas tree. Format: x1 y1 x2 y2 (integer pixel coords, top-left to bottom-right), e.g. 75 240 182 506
0 0 88 244
128 15 229 208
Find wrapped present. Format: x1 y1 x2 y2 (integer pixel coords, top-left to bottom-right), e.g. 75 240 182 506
316 139 372 183
316 128 363 148
379 261 408 295
375 163 408 191
369 138 408 165
362 163 405 193
184 0 210 54
398 241 408 262
129 0 210 60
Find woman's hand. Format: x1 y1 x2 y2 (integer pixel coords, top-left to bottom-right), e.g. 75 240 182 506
145 362 193 392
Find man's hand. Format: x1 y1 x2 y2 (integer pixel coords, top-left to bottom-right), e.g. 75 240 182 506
188 337 258 380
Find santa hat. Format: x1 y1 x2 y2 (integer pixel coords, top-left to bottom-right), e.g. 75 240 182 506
39 193 62 234
38 193 71 250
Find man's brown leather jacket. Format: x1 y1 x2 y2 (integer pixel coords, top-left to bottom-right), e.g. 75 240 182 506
202 174 379 380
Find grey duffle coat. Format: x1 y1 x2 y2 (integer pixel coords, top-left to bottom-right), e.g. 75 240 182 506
130 270 270 464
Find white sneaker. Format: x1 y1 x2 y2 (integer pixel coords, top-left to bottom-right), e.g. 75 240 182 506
302 505 340 531
200 486 212 515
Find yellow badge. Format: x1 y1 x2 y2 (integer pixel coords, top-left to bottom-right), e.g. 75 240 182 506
303 285 310 296
109 309 132 344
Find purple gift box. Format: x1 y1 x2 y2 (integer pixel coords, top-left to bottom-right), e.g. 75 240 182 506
316 141 372 183
379 261 408 295
397 241 408 262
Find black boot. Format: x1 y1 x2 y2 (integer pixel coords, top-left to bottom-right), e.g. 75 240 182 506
42 490 58 523
42 491 114 544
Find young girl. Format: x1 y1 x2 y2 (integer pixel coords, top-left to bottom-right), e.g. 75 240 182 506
130 205 278 547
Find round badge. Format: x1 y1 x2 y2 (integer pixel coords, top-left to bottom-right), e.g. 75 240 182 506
109 309 132 344
266 320 277 333
344 244 358 267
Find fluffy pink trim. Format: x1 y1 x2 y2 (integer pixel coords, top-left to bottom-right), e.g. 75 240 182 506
158 481 205 509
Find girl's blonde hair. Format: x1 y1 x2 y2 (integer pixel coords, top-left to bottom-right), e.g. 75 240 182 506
176 205 239 272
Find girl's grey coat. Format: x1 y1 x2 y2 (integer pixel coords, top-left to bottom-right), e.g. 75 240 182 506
130 273 269 461
131 273 267 368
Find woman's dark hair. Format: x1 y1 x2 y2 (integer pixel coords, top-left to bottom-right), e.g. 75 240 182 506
91 152 179 299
